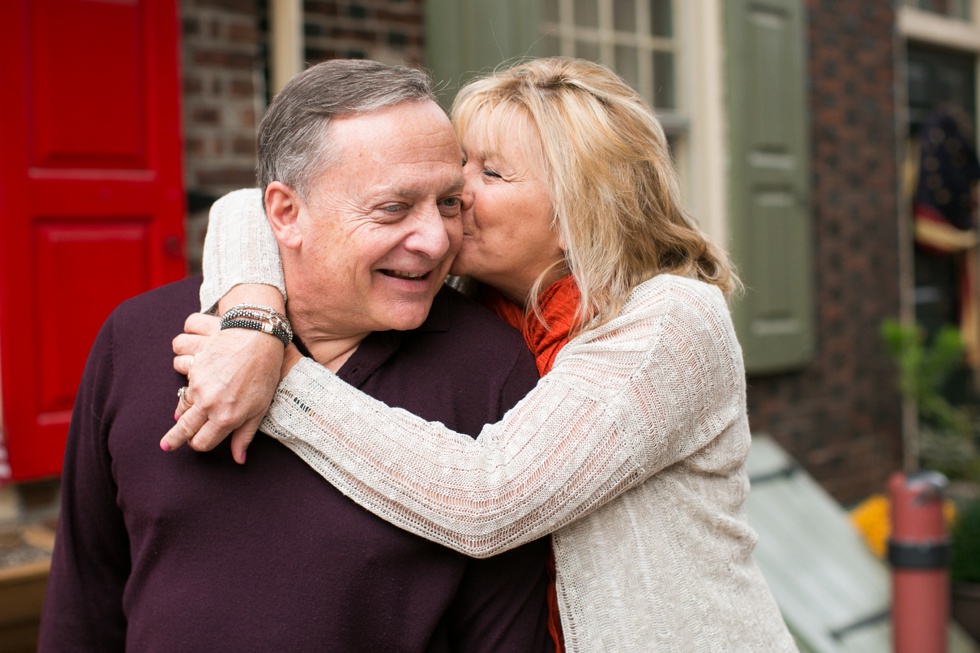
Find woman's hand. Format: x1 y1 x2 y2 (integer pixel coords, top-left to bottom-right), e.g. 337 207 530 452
160 312 285 463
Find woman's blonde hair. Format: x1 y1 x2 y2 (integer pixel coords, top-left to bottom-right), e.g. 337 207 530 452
451 57 739 332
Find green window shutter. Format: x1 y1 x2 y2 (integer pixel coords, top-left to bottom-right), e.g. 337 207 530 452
424 0 540 107
725 0 814 374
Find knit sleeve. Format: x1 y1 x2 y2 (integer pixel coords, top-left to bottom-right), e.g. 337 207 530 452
199 188 287 312
262 277 745 557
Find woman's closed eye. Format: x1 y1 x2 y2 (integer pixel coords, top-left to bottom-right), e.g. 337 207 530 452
482 168 502 179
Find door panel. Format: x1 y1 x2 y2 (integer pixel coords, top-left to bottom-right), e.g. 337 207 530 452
0 0 185 480
34 221 152 414
726 0 814 373
29 0 148 168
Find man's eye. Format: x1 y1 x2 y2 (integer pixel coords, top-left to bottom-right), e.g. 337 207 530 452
439 197 462 214
381 204 405 213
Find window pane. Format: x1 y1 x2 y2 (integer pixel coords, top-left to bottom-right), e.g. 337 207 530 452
542 0 559 23
614 0 637 31
653 50 675 109
651 0 673 37
574 0 600 28
615 45 639 90
576 40 600 62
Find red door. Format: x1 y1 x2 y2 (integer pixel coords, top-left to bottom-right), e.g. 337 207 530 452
0 0 186 481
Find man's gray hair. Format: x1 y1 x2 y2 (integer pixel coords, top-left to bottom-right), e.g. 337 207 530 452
257 59 436 198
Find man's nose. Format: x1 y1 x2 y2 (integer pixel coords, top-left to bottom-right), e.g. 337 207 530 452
405 205 451 259
461 167 477 210
460 183 475 212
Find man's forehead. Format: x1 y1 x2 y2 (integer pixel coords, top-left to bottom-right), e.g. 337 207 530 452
329 100 453 141
319 105 462 195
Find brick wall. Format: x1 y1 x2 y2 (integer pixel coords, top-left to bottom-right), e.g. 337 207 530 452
746 0 905 504
304 0 425 66
181 0 266 273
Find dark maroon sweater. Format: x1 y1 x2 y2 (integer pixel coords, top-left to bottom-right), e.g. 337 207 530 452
39 277 550 653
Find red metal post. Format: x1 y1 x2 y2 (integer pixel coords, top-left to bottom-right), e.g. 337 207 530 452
888 471 950 653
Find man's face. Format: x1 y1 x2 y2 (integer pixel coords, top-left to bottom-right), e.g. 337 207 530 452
285 100 464 341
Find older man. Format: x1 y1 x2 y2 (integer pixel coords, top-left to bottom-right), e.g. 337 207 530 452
39 60 550 652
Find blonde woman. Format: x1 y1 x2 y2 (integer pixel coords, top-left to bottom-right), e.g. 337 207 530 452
166 57 797 651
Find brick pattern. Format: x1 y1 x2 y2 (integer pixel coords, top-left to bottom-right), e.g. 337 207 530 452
181 0 266 273
746 0 904 503
304 0 425 66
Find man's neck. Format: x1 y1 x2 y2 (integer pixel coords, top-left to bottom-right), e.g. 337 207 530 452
287 310 369 372
301 334 365 373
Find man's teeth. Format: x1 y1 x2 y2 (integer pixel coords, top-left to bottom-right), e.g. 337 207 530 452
386 270 426 279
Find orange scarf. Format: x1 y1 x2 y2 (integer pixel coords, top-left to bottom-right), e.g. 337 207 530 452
482 274 582 653
483 275 582 376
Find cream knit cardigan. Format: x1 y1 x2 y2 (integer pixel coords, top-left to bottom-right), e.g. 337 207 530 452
202 189 799 652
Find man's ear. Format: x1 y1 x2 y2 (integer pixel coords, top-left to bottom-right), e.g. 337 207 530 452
264 182 303 249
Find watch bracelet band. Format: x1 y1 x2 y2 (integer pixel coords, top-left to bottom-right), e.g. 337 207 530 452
221 303 293 342
220 317 291 346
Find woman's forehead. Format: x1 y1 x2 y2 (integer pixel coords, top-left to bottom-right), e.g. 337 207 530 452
459 106 539 158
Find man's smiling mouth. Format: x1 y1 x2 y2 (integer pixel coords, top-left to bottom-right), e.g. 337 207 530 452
382 270 429 280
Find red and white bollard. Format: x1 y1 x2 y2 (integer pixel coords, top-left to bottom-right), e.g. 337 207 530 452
888 471 950 653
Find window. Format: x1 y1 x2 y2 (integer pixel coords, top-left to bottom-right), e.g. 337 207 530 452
539 0 678 113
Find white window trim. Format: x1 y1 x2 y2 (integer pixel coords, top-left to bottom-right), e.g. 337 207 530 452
681 0 729 248
898 5 980 52
269 0 304 94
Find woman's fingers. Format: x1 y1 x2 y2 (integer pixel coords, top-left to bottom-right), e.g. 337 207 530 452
161 404 208 452
184 312 221 336
229 415 264 464
171 314 221 358
162 394 244 455
173 333 209 357
187 420 232 453
174 354 195 375
164 325 283 462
